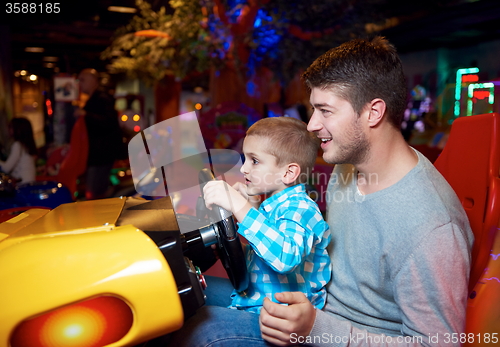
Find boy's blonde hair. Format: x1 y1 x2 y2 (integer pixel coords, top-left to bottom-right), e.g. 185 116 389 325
246 117 319 183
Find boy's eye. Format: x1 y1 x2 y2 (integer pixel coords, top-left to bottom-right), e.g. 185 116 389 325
252 158 259 164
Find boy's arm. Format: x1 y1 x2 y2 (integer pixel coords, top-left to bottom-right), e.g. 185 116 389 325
233 181 261 210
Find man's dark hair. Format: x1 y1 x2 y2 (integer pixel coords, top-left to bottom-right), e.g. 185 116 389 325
302 36 408 128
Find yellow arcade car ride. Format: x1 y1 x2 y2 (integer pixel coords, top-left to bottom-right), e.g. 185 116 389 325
0 168 248 347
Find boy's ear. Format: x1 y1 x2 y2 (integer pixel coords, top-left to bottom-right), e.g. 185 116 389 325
282 163 301 185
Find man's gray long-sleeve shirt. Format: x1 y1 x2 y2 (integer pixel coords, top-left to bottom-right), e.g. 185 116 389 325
307 150 474 347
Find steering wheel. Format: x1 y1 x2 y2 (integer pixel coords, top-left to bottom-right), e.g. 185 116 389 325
198 168 249 293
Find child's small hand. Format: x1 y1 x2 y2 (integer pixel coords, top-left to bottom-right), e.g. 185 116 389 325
203 180 234 212
203 181 251 222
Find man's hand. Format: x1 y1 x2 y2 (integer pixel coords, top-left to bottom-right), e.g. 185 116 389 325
259 292 316 346
203 180 252 222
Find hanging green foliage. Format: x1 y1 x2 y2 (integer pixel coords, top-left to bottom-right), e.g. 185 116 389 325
102 0 388 85
102 0 229 86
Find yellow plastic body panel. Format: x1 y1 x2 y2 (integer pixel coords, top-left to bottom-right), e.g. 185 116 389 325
0 208 50 242
0 198 184 347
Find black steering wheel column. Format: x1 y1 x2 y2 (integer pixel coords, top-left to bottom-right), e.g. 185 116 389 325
196 168 249 293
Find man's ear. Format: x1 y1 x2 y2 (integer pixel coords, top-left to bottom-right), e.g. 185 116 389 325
282 163 301 185
366 98 386 128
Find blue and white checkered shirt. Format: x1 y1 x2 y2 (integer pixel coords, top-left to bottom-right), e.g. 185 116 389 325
230 184 332 313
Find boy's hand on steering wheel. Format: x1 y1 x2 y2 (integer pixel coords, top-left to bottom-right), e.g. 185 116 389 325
203 181 252 222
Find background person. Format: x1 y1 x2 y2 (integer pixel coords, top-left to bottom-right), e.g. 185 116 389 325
0 117 37 184
76 68 122 200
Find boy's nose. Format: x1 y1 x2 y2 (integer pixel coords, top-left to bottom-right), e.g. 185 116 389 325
240 161 247 174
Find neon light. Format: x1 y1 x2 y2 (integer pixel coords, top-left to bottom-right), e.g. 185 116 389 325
454 101 461 117
462 74 479 83
454 67 479 118
466 82 494 116
483 277 500 283
491 253 500 260
473 90 490 100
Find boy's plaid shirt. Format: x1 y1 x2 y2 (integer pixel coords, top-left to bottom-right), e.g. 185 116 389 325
230 184 332 313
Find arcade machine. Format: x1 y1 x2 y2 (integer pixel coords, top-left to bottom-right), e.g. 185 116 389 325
0 113 249 347
0 168 248 347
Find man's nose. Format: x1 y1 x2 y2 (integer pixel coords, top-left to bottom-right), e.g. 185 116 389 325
307 111 321 132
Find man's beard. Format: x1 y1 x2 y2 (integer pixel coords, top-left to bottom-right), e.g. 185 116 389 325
324 117 370 165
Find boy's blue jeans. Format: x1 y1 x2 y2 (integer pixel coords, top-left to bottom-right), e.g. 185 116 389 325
168 276 277 347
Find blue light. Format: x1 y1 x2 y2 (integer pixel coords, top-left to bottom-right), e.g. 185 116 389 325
246 81 256 96
231 8 241 23
227 0 245 24
267 110 280 117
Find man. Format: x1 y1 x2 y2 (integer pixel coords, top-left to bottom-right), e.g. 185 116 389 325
169 37 473 347
77 68 122 200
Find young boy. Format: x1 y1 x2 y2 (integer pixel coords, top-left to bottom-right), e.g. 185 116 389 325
203 116 331 313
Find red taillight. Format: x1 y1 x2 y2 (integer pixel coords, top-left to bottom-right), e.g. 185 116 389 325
11 296 133 347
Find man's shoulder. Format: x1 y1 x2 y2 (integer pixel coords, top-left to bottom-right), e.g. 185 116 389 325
409 156 460 208
380 156 471 238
